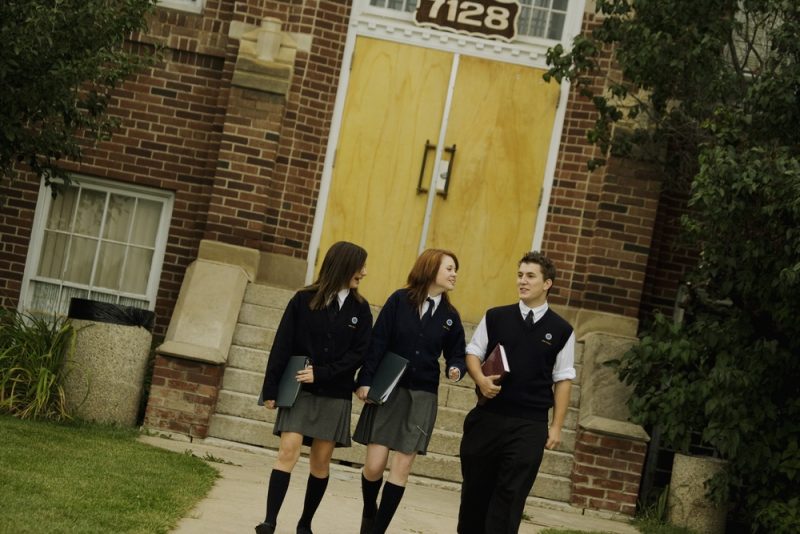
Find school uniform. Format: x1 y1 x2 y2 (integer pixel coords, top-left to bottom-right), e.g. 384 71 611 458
260 287 372 447
353 288 466 454
458 301 576 534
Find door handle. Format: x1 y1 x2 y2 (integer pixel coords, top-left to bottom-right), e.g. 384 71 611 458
416 140 457 199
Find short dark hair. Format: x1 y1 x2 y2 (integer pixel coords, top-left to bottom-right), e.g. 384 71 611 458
518 251 556 284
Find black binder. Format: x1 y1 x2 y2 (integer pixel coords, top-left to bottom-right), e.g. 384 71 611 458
366 352 409 405
259 355 310 408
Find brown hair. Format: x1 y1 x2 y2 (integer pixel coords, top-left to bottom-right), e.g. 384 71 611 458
307 241 367 310
518 251 556 293
406 248 459 309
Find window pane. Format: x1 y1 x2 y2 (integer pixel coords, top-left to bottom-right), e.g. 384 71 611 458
119 296 149 309
548 12 566 40
74 189 105 237
553 0 568 10
29 281 61 314
38 230 68 278
122 247 154 294
104 194 135 242
534 0 550 7
87 291 118 304
530 9 547 36
369 0 386 6
130 199 162 247
47 187 78 231
405 0 417 12
95 242 126 290
63 237 97 285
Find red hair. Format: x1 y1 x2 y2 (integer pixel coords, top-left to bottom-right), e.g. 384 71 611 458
405 248 459 309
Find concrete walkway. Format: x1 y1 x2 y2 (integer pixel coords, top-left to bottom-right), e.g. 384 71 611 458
139 434 639 534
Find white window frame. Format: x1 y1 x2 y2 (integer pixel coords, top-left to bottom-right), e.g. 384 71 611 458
19 175 174 315
157 0 205 15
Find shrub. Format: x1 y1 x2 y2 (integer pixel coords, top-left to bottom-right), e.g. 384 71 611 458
0 309 77 420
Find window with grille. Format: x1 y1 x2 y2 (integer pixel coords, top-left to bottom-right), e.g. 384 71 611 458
158 0 204 15
21 176 174 317
368 0 570 41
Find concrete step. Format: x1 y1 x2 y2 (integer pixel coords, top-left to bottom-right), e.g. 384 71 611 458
227 345 269 373
244 284 295 309
237 302 284 329
231 323 276 351
206 413 572 502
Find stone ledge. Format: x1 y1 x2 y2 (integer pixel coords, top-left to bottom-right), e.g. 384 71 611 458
579 414 650 442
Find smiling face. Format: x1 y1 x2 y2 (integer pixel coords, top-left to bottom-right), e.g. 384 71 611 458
517 261 552 308
430 255 457 296
349 264 367 289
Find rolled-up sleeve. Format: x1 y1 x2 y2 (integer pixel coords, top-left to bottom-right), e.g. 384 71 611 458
552 332 577 382
465 315 488 360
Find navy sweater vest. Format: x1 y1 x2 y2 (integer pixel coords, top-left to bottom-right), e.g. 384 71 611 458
482 305 573 421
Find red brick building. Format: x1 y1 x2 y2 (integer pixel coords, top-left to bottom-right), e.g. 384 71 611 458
1 0 694 519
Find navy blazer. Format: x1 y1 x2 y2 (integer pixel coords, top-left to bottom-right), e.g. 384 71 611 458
261 288 372 401
357 289 466 394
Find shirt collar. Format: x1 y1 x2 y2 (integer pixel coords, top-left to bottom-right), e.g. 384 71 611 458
425 293 443 313
518 300 548 323
336 288 350 308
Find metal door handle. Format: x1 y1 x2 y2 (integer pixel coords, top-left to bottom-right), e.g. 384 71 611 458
416 140 456 199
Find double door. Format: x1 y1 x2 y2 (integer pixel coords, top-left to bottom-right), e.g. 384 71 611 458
318 37 558 321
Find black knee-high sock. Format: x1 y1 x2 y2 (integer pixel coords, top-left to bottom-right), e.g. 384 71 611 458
297 473 329 528
264 469 291 524
361 473 383 519
373 482 405 534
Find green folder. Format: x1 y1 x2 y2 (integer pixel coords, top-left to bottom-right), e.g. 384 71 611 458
367 352 409 405
276 355 310 407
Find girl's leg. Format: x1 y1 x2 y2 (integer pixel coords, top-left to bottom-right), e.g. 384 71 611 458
360 444 390 533
296 438 336 532
261 432 304 527
372 451 417 534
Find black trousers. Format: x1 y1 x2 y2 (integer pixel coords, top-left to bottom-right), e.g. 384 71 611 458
457 408 548 534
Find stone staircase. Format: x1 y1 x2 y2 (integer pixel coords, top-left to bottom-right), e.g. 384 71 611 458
208 283 583 506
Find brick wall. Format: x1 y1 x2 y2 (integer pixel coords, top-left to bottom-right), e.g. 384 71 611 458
570 428 647 516
260 1 352 258
143 354 224 438
543 13 665 320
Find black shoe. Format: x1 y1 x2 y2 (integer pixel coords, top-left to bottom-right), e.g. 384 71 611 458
296 524 313 534
255 522 275 534
360 515 374 534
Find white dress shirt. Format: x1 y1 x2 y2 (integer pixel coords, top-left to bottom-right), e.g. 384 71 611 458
466 301 576 382
420 293 442 318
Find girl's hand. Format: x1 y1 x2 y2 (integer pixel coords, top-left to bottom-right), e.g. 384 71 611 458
264 400 276 410
296 365 314 383
356 386 371 402
448 366 461 381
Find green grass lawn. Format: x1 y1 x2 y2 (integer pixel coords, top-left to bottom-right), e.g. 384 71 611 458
0 415 218 533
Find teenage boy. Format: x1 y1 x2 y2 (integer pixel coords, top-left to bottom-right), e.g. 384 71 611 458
457 251 576 534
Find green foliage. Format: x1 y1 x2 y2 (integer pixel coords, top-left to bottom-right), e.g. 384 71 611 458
0 0 157 188
0 415 218 533
0 309 77 420
547 0 800 530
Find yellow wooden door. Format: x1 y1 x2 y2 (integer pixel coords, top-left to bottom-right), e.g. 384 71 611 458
427 55 560 320
318 37 452 301
320 38 559 321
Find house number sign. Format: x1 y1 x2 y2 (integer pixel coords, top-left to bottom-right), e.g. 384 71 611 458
414 0 520 42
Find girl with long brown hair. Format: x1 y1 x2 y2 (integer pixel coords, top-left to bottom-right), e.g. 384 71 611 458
353 248 466 534
256 241 373 534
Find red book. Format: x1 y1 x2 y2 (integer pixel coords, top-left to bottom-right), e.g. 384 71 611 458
475 343 509 405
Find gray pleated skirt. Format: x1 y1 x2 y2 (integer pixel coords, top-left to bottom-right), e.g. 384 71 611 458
273 390 353 447
353 387 438 455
